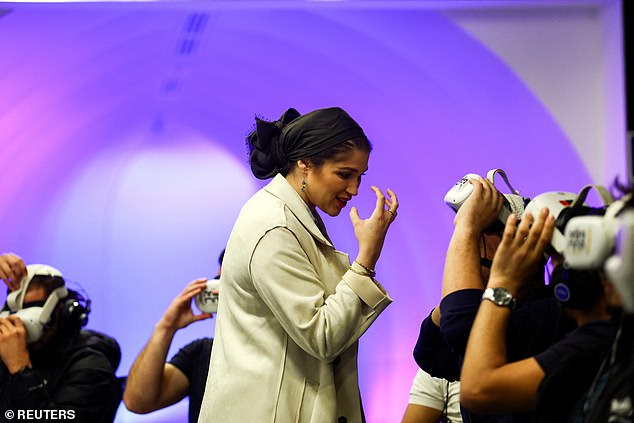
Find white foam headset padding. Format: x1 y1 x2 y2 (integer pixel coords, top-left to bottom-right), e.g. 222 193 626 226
3 264 67 343
6 264 64 311
14 307 45 344
605 208 634 313
0 307 44 344
0 285 68 343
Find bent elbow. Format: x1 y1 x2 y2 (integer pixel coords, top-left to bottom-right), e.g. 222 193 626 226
460 380 498 414
123 394 155 414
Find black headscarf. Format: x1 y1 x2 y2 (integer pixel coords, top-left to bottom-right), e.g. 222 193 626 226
247 107 367 179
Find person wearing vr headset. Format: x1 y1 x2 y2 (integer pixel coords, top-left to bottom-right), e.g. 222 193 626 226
559 186 634 422
0 253 122 423
413 174 578 423
124 250 223 423
459 189 617 423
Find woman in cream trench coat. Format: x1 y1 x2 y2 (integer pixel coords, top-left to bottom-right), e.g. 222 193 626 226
198 107 398 423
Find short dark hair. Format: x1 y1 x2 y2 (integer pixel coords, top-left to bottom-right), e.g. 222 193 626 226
28 275 65 298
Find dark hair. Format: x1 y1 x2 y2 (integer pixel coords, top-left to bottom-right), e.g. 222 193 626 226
613 178 634 207
551 265 604 310
247 107 370 179
285 137 372 174
29 275 65 297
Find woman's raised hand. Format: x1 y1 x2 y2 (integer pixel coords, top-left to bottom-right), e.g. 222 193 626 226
350 186 398 271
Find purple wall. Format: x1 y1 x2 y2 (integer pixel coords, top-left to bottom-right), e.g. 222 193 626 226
0 2 623 422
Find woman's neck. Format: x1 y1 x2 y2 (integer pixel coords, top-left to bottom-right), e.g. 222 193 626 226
285 172 314 210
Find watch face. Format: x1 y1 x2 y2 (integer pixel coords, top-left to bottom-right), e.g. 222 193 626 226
493 289 512 305
483 287 516 309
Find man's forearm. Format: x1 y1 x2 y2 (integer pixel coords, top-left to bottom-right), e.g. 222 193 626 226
123 325 176 412
460 300 511 408
441 228 483 297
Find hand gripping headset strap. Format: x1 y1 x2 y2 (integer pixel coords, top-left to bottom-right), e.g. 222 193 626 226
486 169 520 195
38 286 68 325
570 185 615 208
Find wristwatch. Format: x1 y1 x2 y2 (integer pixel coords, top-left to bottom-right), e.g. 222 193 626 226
482 287 516 310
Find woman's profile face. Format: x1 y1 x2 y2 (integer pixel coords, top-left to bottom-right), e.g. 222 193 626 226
306 148 369 217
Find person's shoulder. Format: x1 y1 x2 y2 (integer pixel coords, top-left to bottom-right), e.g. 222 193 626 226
236 186 288 231
71 329 122 369
180 337 213 352
440 289 484 310
170 337 213 368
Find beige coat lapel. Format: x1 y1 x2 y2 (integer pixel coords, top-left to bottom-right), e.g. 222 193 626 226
264 174 333 248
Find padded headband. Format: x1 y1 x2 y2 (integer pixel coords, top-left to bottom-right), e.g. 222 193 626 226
6 264 65 311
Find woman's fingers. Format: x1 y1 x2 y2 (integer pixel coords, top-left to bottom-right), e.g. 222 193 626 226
385 188 398 219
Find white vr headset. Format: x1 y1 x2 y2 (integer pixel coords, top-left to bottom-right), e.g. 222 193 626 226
444 168 528 227
522 184 614 254
194 278 220 314
563 193 634 312
0 264 68 343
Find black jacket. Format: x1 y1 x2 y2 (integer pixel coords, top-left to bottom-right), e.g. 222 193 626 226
0 329 122 423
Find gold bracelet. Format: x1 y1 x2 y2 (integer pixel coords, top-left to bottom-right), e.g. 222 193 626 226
349 266 369 277
353 261 376 278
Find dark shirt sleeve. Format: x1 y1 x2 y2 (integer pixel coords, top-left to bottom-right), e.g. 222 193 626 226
535 320 614 373
168 338 213 423
533 320 615 422
440 288 574 363
439 289 483 355
169 338 208 382
413 312 461 381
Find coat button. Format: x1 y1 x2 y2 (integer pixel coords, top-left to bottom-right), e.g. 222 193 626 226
338 417 347 423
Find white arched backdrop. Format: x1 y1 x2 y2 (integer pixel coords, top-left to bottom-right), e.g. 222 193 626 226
0 1 626 422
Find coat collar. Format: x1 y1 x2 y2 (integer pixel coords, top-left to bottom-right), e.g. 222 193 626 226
264 174 332 247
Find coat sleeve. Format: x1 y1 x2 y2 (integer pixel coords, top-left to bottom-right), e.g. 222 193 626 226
250 227 392 362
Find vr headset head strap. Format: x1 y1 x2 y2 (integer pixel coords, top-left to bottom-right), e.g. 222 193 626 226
6 264 64 311
38 285 69 325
